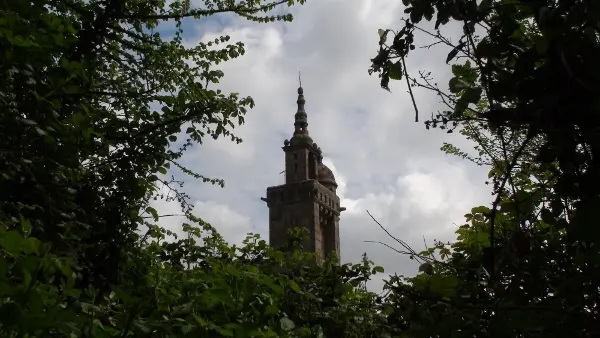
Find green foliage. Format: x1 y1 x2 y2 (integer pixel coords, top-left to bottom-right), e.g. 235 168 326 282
1 220 388 337
371 0 600 222
369 0 600 337
10 0 600 336
0 0 391 336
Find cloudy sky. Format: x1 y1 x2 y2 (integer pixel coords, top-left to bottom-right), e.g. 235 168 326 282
152 0 493 291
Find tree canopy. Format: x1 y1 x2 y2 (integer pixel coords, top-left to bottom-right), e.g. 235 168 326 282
1 0 386 336
369 0 600 337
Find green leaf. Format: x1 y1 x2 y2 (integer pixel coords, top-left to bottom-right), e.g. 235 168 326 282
418 262 433 275
215 326 234 337
265 304 279 316
146 207 159 221
378 29 390 45
64 86 80 94
22 267 33 291
462 87 482 103
133 320 152 333
471 206 491 215
540 208 554 224
12 35 34 47
550 198 564 217
35 127 47 136
479 0 492 12
514 190 536 216
280 317 295 332
20 214 32 237
288 279 301 293
446 41 465 64
23 237 41 254
454 98 469 116
429 275 458 298
449 77 469 93
21 118 37 126
475 231 490 247
193 314 208 327
0 231 25 255
389 61 403 80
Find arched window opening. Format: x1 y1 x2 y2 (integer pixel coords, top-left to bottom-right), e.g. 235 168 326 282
308 152 316 179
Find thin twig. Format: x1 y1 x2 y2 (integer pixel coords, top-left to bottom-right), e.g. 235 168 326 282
367 210 416 257
364 240 425 264
401 55 419 122
142 213 186 219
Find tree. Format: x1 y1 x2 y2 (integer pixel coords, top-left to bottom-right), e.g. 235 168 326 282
368 0 600 336
0 0 362 335
1 1 391 337
370 0 600 239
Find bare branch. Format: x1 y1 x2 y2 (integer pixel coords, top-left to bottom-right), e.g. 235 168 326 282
401 55 419 122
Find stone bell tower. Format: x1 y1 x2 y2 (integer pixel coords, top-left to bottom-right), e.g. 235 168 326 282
261 83 345 263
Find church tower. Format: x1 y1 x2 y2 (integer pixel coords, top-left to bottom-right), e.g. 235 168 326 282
261 84 345 263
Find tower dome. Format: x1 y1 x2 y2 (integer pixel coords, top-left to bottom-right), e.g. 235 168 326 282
318 164 337 192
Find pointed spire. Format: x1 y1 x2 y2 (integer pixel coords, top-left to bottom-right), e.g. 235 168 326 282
293 72 311 137
295 86 306 132
286 73 313 147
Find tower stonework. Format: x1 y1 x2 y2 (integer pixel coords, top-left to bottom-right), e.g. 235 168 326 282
261 85 345 263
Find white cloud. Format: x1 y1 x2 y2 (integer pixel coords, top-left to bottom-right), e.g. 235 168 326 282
152 187 254 245
192 200 255 245
152 0 493 291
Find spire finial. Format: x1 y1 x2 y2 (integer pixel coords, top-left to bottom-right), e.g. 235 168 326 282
290 73 311 144
297 71 303 95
